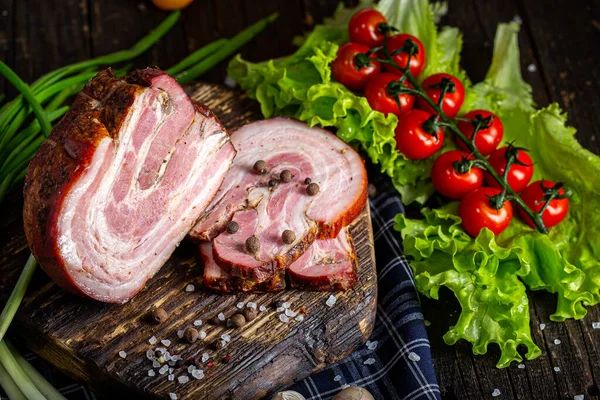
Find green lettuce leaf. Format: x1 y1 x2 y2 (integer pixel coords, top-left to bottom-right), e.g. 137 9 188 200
229 0 468 204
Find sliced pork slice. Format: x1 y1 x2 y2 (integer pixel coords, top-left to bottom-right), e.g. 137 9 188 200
288 228 358 291
190 118 367 283
23 68 235 303
200 243 285 293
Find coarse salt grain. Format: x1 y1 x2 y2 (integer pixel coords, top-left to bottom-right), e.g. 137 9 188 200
540 323 546 330
513 15 523 24
282 302 290 309
199 331 207 340
279 314 289 323
152 360 161 368
247 302 257 309
326 295 337 307
185 284 195 292
193 319 202 327
224 76 237 88
191 369 204 380
159 365 169 375
518 364 525 369
554 366 561 372
169 367 174 374
276 307 285 313
163 353 171 362
492 388 501 397
168 374 175 381
554 339 561 345
527 64 537 72
148 369 155 377
221 334 231 342
178 375 189 384
146 349 155 360
259 305 267 312
201 352 210 362
237 302 245 309
366 340 378 351
149 336 158 345
177 330 184 338
574 395 585 400
188 365 195 373
295 315 304 322
169 393 177 400
592 322 600 329
333 375 341 382
408 352 420 362
285 309 297 317
218 312 225 321
161 339 171 347
363 358 375 365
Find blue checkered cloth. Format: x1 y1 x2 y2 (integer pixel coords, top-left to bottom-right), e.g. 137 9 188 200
286 169 441 400
0 169 439 400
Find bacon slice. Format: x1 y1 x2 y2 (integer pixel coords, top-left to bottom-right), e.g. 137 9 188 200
190 118 367 283
23 68 235 303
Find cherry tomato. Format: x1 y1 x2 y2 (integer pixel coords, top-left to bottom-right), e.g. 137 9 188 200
384 34 426 78
459 187 513 237
152 0 194 10
431 150 484 199
417 73 465 118
485 146 534 193
364 73 415 117
331 43 381 91
457 110 504 156
518 180 569 229
395 109 444 160
348 9 388 48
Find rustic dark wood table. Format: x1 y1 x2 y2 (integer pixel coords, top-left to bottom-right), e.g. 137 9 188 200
1 0 599 399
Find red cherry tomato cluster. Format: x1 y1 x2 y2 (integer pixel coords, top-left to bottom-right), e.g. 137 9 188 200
335 8 570 237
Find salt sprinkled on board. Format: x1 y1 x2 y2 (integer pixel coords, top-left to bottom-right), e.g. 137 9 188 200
259 305 267 312
366 340 378 351
512 15 523 25
285 309 297 317
146 349 155 360
192 369 205 380
188 365 196 373
276 307 285 313
279 314 289 323
363 358 376 365
237 302 245 309
168 374 175 381
185 284 195 292
149 336 157 345
282 302 290 309
148 369 155 377
201 352 210 362
539 323 546 330
295 315 304 322
492 388 501 397
177 330 184 338
218 312 225 321
161 339 171 347
333 375 342 382
199 331 207 340
193 320 202 327
221 334 231 343
527 64 537 72
554 366 561 372
169 367 174 374
247 302 257 309
326 295 337 307
592 322 600 329
574 395 585 400
178 375 189 384
408 352 421 362
118 350 127 359
159 365 169 375
554 339 562 345
152 360 160 368
224 76 237 89
169 393 177 400
518 364 525 369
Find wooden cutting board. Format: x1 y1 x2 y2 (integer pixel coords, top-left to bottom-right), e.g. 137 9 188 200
0 83 377 400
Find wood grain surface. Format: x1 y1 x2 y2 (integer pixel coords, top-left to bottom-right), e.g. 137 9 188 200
1 0 599 399
0 83 377 399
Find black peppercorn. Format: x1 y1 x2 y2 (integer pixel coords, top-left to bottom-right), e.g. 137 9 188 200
246 236 260 253
226 221 239 234
304 177 312 184
306 182 320 196
253 160 268 174
280 170 294 183
209 316 221 325
184 327 199 343
148 307 168 324
282 230 296 244
268 179 277 187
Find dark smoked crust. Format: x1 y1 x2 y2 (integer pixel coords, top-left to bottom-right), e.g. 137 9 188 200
288 232 359 291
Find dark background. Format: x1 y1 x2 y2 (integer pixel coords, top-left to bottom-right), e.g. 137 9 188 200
1 0 599 399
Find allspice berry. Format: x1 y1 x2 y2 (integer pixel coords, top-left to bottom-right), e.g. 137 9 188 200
243 307 258 321
229 313 246 328
268 179 278 187
306 182 320 196
184 327 199 343
148 307 168 324
282 230 296 244
280 170 294 183
226 221 239 234
246 235 260 254
253 160 268 174
304 177 312 184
